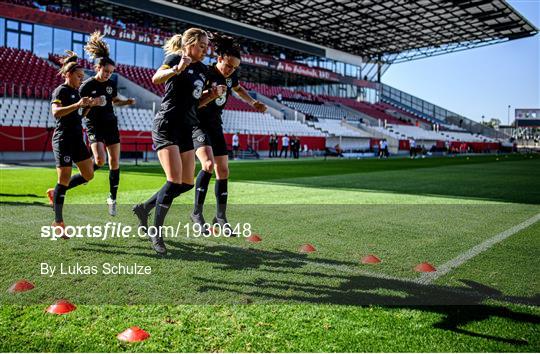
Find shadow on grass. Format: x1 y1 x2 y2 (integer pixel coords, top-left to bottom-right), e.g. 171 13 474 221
73 239 539 345
0 193 41 198
0 200 50 207
195 268 540 345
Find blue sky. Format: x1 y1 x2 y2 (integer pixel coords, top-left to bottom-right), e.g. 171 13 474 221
382 0 539 123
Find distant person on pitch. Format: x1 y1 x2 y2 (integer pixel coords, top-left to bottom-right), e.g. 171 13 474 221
232 132 240 159
280 134 289 158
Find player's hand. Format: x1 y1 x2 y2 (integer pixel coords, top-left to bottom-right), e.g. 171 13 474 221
211 84 227 98
253 100 267 112
174 55 192 74
127 98 136 105
78 97 93 108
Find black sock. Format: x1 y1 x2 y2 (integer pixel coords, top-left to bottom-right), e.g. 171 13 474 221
109 168 120 200
193 170 212 215
67 174 87 190
143 191 159 212
143 183 193 213
181 183 194 193
215 179 228 219
153 181 183 230
53 183 68 223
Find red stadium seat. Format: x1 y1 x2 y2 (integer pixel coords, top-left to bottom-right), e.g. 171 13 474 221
0 47 62 99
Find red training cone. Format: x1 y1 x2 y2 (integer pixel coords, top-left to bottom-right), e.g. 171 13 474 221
8 280 35 293
46 300 76 314
246 234 262 243
414 262 437 272
299 244 316 253
117 326 150 342
361 254 381 264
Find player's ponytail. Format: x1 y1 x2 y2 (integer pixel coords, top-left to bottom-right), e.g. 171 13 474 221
164 28 209 55
85 31 115 69
58 50 82 77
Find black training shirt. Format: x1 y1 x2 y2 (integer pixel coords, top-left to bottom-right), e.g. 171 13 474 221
51 84 83 132
198 64 239 126
156 54 207 126
79 77 118 120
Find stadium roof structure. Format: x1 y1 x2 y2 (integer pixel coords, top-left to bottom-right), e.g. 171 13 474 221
109 0 538 64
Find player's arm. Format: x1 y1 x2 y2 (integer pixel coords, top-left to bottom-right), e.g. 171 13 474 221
77 82 96 117
233 85 267 112
198 90 215 108
112 97 136 106
51 97 93 119
152 54 192 84
198 85 227 108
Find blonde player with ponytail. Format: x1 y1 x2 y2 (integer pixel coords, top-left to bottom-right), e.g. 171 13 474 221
133 28 211 255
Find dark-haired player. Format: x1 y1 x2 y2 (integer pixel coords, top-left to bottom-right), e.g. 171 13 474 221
80 31 136 216
191 33 267 233
46 51 99 232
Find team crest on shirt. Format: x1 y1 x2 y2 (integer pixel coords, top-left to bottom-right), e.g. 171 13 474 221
71 95 75 98
106 86 113 95
188 69 193 74
226 78 232 88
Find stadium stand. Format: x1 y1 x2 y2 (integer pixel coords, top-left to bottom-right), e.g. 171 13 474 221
379 124 446 141
324 96 411 126
0 98 52 127
438 131 498 143
281 100 364 121
0 97 153 130
242 82 320 102
306 118 370 138
375 101 434 126
380 96 447 126
221 111 324 137
371 122 498 144
0 97 324 139
0 47 62 99
0 3 511 157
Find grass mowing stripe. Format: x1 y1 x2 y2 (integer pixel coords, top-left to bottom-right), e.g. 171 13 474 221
417 213 540 285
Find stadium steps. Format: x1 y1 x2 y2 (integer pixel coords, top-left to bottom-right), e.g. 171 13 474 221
356 124 401 152
305 121 329 135
335 103 378 126
248 90 305 121
339 121 374 138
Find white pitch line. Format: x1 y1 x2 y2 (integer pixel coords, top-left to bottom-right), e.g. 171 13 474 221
416 213 540 285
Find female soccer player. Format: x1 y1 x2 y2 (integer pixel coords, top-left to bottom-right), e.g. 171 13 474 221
191 33 267 232
133 28 210 255
80 31 136 216
47 51 98 231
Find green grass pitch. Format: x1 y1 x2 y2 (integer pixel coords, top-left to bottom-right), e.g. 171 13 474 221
0 154 539 352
